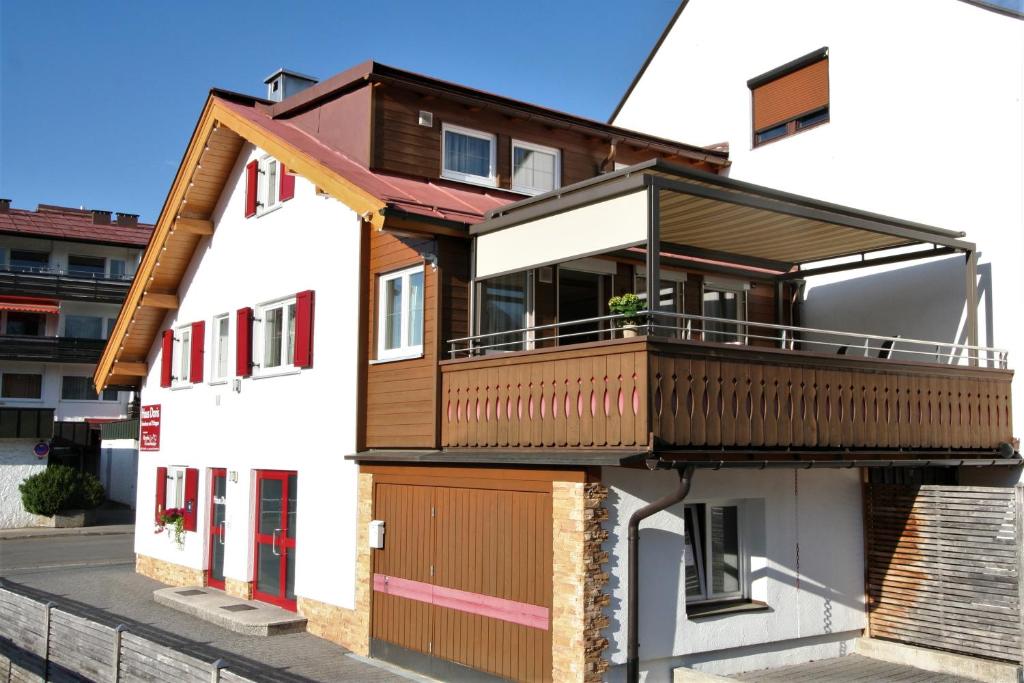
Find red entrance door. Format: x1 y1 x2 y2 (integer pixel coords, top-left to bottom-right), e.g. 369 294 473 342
207 468 227 590
253 470 297 610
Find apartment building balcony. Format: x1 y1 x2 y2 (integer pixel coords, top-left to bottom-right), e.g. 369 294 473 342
0 335 108 364
0 265 132 304
437 160 1015 464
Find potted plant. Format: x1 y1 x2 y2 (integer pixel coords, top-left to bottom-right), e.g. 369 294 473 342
155 507 187 547
608 293 646 338
19 465 105 528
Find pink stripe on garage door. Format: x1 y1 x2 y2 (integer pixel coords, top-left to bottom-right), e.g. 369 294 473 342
372 573 549 631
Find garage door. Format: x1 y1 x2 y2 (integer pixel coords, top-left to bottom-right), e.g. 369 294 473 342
371 480 553 682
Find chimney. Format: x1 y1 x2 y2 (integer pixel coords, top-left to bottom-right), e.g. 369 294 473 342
0 199 10 213
264 68 318 103
115 212 139 227
91 209 112 225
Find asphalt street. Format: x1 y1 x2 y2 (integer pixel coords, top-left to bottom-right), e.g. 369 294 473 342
0 531 423 682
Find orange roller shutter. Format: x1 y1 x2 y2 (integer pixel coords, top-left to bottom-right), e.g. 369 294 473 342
752 58 829 132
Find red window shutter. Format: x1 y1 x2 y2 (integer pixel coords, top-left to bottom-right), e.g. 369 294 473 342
294 290 315 368
245 160 259 217
190 321 205 383
236 307 253 377
280 163 295 202
155 466 167 524
183 467 199 532
160 330 173 388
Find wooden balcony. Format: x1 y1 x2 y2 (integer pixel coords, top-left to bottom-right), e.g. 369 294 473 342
440 337 1013 456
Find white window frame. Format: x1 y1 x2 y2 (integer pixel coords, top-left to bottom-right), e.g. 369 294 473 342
210 313 231 384
257 155 281 216
685 500 749 605
165 466 187 510
172 325 192 388
441 123 497 187
511 139 561 195
254 296 298 377
376 265 425 362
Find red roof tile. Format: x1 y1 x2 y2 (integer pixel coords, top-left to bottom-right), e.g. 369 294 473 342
0 205 153 247
217 97 522 226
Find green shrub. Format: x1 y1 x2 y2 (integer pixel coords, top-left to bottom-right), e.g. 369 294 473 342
19 465 106 517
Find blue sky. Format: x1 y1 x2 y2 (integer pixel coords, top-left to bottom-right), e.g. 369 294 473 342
0 0 680 223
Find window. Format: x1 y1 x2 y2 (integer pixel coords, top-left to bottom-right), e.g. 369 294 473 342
9 250 49 273
106 318 116 338
64 315 105 339
635 269 688 337
377 266 425 360
259 156 280 214
1 373 42 399
108 259 127 280
61 376 118 401
511 140 560 195
257 298 297 373
477 271 529 353
166 466 187 509
749 48 829 147
211 314 230 382
442 124 497 187
174 325 192 387
5 312 45 336
685 503 745 603
702 282 748 344
67 255 106 278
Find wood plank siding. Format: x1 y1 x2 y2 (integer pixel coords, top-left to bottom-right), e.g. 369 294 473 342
365 232 469 449
440 338 1014 453
865 484 1023 663
370 85 697 190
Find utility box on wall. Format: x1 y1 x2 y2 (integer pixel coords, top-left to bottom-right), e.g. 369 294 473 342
369 520 385 549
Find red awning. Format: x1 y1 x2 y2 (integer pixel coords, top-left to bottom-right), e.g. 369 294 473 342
0 297 59 314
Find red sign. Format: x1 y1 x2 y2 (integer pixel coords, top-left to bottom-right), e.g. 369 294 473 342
140 404 161 451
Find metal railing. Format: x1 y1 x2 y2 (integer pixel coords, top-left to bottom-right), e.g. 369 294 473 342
448 310 1010 369
0 263 134 280
0 335 108 363
0 269 132 303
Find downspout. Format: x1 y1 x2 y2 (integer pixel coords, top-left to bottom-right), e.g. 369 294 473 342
626 464 696 683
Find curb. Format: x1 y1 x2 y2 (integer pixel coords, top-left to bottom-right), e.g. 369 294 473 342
0 525 136 541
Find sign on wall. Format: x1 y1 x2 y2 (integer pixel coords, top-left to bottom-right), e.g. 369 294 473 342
140 404 161 451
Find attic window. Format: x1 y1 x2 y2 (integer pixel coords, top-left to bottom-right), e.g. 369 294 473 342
441 124 497 187
749 48 829 147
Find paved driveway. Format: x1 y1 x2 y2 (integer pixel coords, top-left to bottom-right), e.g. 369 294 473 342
0 532 423 682
732 653 980 682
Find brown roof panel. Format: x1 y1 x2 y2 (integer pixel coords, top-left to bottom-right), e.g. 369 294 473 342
0 205 153 247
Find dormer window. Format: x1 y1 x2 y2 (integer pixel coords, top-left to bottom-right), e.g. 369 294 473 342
511 140 560 195
441 124 497 187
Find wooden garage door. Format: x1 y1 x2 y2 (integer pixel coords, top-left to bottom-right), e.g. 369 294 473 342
372 482 553 682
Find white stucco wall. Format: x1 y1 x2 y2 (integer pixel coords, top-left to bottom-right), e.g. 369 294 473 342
602 467 866 681
100 438 138 508
0 438 47 528
613 0 1024 442
0 361 131 421
133 143 364 610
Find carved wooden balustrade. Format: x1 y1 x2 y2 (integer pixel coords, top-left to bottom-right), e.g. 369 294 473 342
439 338 1014 453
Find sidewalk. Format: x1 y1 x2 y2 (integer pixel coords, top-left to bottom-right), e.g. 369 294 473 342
0 523 135 540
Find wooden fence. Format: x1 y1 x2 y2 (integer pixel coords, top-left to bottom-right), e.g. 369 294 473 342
0 586 257 683
865 484 1023 663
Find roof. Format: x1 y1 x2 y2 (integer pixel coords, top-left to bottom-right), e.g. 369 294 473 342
0 204 153 247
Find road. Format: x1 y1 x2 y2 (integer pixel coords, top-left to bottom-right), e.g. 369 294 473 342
0 531 421 682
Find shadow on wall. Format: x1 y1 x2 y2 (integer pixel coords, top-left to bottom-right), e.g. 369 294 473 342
803 256 993 356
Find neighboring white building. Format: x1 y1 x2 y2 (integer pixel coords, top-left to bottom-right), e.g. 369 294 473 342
611 0 1024 456
0 202 150 525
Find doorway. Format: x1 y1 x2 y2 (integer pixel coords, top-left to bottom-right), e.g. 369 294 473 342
207 468 227 590
253 470 297 610
558 269 602 344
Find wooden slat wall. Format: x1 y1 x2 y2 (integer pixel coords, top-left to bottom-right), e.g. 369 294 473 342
365 231 439 448
441 338 1014 451
866 484 1022 663
441 340 650 449
0 587 259 683
371 477 554 682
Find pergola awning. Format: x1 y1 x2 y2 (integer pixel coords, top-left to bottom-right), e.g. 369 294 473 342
472 159 974 279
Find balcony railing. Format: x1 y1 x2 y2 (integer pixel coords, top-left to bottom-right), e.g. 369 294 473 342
0 335 108 364
441 313 1013 455
0 267 132 304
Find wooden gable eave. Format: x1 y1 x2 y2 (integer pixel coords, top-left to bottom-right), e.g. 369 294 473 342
95 95 391 393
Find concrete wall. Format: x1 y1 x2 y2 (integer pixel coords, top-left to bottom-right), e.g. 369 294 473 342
613 0 1024 441
601 467 866 681
134 142 364 610
0 438 47 528
100 438 138 508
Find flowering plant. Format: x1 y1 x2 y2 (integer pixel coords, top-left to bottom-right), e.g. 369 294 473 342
155 507 186 547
